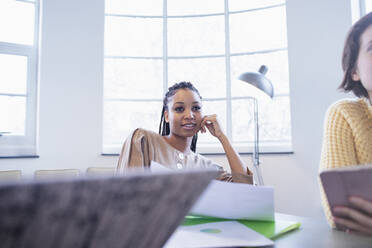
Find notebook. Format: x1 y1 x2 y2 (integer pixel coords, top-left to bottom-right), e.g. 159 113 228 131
319 164 372 230
0 169 218 248
182 215 301 240
164 215 301 247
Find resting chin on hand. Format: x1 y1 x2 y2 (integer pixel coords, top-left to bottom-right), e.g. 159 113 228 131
333 196 372 235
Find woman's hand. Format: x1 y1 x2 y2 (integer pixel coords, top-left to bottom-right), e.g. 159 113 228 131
200 114 248 176
200 114 225 139
333 196 372 235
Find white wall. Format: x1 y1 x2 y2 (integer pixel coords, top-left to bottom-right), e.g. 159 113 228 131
0 0 356 217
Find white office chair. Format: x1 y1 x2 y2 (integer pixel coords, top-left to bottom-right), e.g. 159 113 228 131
34 169 80 180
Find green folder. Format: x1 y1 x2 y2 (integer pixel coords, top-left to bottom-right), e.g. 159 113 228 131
183 215 301 240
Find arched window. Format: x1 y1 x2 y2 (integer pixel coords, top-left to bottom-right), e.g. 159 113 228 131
103 0 292 154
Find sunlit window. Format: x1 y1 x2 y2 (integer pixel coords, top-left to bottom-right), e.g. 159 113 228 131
103 0 292 154
0 0 39 157
364 0 372 13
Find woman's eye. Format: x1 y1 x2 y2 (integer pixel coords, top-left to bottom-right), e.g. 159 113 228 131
192 106 201 111
175 107 184 112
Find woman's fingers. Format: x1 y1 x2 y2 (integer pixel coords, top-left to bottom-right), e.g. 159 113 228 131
200 121 212 133
334 206 367 224
348 197 372 228
202 114 217 123
333 215 372 235
200 126 205 133
204 121 214 133
200 114 225 138
333 206 372 234
349 197 372 215
201 115 216 131
332 197 372 235
199 120 206 133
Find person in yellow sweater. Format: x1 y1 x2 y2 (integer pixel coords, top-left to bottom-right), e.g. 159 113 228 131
320 12 372 235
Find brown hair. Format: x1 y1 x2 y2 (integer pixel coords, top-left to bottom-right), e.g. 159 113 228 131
339 12 372 98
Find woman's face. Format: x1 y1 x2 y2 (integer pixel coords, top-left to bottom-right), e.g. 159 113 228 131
164 89 203 138
352 24 372 96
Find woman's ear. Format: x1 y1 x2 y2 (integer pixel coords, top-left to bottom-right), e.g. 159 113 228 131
164 110 169 123
352 68 360 81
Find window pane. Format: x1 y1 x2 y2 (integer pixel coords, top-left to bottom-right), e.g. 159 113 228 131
230 50 289 96
229 0 285 11
0 96 26 135
103 100 162 146
230 6 287 53
198 100 226 145
366 0 372 12
105 0 162 16
104 58 163 99
105 16 162 57
232 96 291 143
168 0 224 15
0 0 35 45
259 96 291 142
168 57 226 98
232 98 254 143
0 54 28 94
168 16 225 56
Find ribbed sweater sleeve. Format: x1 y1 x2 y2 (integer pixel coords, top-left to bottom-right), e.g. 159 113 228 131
320 102 358 170
319 98 372 228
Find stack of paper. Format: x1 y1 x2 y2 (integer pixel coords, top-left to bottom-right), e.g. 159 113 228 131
191 180 275 221
165 179 300 247
150 162 300 247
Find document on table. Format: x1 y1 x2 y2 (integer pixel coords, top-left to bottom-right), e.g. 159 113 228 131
164 221 274 248
151 160 274 221
190 180 274 221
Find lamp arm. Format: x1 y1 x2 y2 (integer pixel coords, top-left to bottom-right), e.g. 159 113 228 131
253 98 264 186
253 98 259 165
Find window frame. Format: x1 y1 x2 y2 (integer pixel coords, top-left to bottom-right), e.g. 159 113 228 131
358 0 372 16
360 0 367 15
103 0 292 155
0 0 39 157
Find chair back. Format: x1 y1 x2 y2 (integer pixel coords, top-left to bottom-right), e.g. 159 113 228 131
0 170 21 182
34 169 80 180
86 167 116 177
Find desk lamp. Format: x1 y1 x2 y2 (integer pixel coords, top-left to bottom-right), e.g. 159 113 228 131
238 65 273 186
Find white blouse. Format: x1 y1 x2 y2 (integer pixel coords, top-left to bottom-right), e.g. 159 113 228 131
117 128 253 184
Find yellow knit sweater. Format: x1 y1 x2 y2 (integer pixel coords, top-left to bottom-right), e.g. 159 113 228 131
319 98 372 227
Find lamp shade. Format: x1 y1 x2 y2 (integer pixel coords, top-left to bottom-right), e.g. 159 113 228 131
238 65 274 98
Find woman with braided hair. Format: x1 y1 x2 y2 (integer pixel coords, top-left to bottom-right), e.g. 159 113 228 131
117 81 253 184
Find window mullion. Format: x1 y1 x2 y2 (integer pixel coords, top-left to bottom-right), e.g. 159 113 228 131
163 0 168 94
0 43 33 55
224 0 232 140
33 0 40 48
26 50 38 142
26 0 39 142
360 0 366 16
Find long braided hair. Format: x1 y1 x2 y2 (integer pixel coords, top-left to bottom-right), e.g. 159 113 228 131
159 82 202 152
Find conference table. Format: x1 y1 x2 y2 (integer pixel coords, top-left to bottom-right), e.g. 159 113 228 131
270 213 372 248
